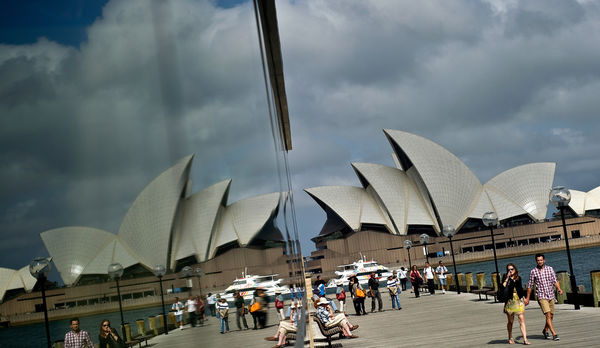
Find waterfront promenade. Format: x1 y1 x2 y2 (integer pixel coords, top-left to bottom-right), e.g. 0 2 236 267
148 290 600 347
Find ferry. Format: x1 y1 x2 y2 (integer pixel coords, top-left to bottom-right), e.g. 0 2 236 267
219 273 289 302
326 255 393 290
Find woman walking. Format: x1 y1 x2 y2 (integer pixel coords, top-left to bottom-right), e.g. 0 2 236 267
409 265 423 298
98 320 125 348
500 263 529 345
335 279 346 315
349 275 367 315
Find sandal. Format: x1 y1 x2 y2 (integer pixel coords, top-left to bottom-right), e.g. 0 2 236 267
523 340 531 345
508 338 515 344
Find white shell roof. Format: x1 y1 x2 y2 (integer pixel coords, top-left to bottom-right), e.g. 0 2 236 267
0 266 37 302
360 187 389 227
468 189 495 220
172 179 231 264
305 186 364 230
585 186 600 211
118 155 193 269
568 190 586 216
228 192 281 246
385 129 483 229
41 227 118 286
484 163 555 221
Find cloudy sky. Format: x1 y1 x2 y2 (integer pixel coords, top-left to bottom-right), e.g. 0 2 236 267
2 0 600 283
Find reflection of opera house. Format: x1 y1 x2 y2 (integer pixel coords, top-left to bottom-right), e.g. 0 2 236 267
0 155 295 319
305 130 600 276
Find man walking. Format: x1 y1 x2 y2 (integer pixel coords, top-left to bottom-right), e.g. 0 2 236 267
64 318 94 348
524 253 563 341
207 292 217 317
423 262 436 295
368 273 383 312
436 261 448 294
185 295 197 327
234 290 249 330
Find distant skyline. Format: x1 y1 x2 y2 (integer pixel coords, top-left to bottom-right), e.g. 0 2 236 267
2 0 600 284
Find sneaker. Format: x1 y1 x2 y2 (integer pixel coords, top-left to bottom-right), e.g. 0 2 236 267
553 335 560 341
442 290 446 294
542 331 550 339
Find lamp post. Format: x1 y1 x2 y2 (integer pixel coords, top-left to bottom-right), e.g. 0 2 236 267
442 225 460 294
108 263 126 339
29 257 52 348
419 233 430 264
182 266 193 296
194 267 203 297
153 265 169 334
550 186 580 310
482 211 501 294
403 240 413 271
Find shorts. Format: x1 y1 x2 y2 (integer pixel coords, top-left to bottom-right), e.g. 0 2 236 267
439 278 446 286
176 314 183 322
538 299 555 314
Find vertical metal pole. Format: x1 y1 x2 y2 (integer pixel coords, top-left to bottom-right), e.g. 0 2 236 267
116 279 126 339
424 243 429 264
159 276 169 334
448 236 460 294
407 248 412 271
489 225 501 297
560 207 580 310
40 276 51 348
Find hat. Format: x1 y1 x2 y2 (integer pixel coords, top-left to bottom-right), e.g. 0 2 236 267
317 297 329 306
335 279 343 286
275 290 281 294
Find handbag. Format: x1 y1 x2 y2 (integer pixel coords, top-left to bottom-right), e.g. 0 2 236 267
355 288 366 298
275 299 284 309
336 290 346 301
389 286 398 295
250 302 261 313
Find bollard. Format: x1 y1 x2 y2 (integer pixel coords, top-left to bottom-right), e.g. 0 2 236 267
465 272 474 293
168 312 177 330
457 273 465 293
556 271 570 304
122 323 133 342
476 272 486 290
148 316 158 335
156 314 165 334
591 270 600 307
446 274 454 291
136 319 146 336
491 272 499 292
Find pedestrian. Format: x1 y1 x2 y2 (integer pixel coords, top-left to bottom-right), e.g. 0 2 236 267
349 275 367 315
368 272 383 312
315 297 359 338
398 267 408 291
409 265 423 298
250 289 259 329
386 275 402 310
335 279 347 315
423 262 436 295
196 295 205 325
499 263 529 345
234 290 249 330
217 297 230 333
524 253 563 341
275 290 285 321
98 319 125 348
171 297 184 330
314 275 326 297
185 295 197 327
250 288 268 329
64 317 94 348
436 260 448 294
207 292 217 317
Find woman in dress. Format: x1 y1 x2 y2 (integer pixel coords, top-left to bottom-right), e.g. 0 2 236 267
409 265 423 298
500 263 529 345
98 320 125 348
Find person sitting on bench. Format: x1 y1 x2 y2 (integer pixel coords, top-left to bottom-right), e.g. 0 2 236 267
315 298 359 338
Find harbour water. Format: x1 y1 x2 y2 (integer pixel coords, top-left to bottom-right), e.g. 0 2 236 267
444 245 600 291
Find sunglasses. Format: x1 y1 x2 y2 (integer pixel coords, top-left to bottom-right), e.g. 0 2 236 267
103 324 110 327
507 268 514 271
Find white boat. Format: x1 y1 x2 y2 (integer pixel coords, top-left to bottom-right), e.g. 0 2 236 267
219 274 290 302
325 256 393 289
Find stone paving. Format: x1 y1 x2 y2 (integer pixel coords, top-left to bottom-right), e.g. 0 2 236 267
146 289 600 347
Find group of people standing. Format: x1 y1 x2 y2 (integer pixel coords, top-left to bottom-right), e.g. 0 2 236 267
408 261 448 297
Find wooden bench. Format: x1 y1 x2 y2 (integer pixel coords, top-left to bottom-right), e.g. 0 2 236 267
471 287 493 300
313 315 344 348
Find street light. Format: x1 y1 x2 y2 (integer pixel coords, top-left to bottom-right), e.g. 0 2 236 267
182 266 193 295
403 240 413 271
153 264 169 334
29 257 52 348
550 186 580 310
419 233 430 264
442 226 460 294
108 263 126 339
194 267 203 297
482 211 501 296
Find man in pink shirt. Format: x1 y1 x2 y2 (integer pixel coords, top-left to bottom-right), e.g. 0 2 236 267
524 254 563 341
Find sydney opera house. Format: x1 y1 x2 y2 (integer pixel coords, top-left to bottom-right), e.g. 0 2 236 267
305 130 600 275
0 155 295 316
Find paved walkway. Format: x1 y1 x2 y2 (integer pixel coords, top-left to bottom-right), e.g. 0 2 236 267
147 290 600 347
